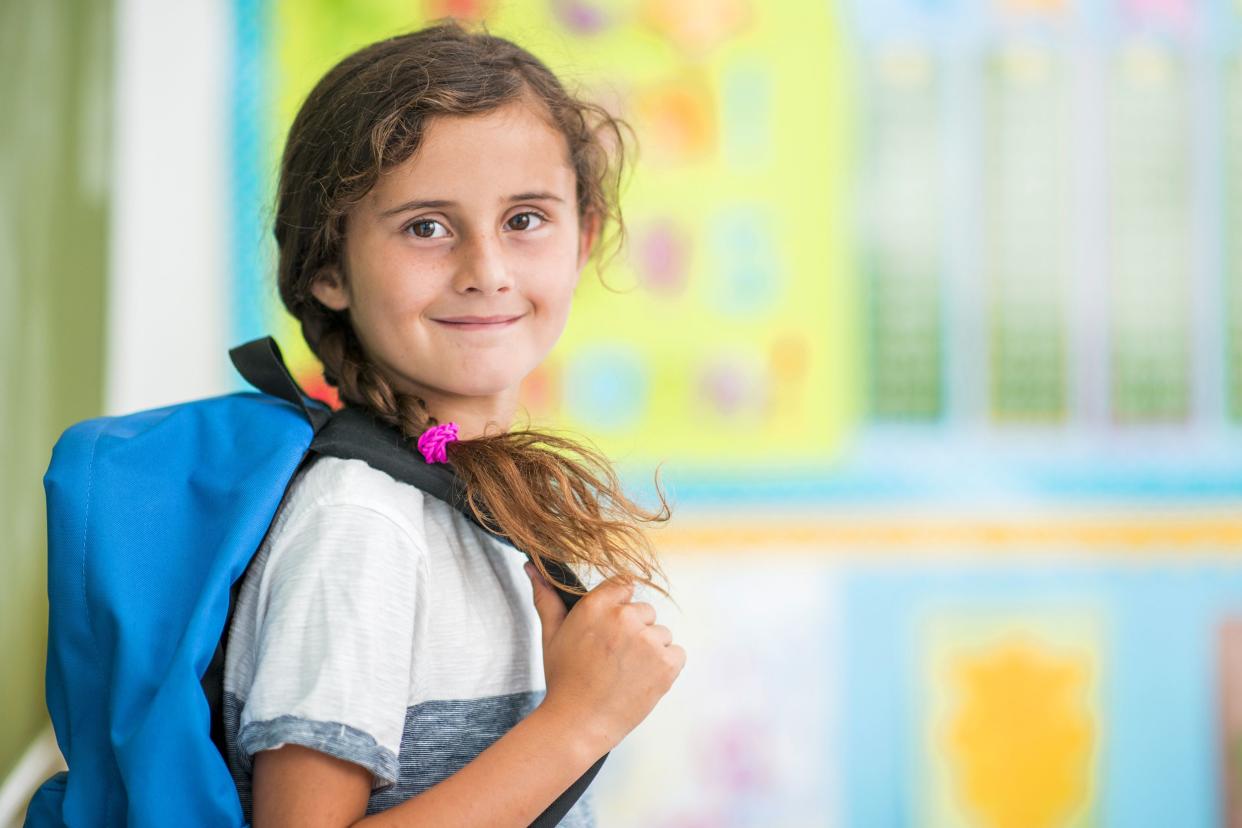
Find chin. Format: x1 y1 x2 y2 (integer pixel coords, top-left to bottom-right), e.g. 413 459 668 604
444 371 524 398
448 357 533 395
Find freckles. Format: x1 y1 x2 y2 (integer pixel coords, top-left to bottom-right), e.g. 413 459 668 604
390 276 439 313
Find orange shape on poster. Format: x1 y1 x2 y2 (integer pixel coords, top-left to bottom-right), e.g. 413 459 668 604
632 76 716 164
945 637 1094 828
421 0 497 24
639 0 752 56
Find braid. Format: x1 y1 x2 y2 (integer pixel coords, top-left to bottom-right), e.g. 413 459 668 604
309 312 438 434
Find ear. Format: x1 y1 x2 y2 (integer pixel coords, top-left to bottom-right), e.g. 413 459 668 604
309 266 350 311
575 211 602 272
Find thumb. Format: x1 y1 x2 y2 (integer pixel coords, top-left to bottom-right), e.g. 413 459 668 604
524 562 567 646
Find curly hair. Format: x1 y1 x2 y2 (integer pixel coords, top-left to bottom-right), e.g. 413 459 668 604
273 19 670 598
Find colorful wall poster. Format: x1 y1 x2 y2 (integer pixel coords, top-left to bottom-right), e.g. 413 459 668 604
225 1 1242 825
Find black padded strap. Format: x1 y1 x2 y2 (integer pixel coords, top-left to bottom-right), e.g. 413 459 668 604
228 336 331 432
311 405 464 510
530 755 607 827
310 406 589 609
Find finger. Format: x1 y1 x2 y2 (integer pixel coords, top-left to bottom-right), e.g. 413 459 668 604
590 576 637 604
524 562 567 639
645 624 673 646
625 601 657 626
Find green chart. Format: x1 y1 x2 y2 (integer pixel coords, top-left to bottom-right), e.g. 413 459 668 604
985 46 1070 423
1108 43 1192 423
861 47 944 422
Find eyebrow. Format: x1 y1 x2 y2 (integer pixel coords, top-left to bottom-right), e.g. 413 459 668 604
378 191 565 218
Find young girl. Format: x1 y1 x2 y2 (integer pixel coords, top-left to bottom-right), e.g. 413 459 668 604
220 19 685 828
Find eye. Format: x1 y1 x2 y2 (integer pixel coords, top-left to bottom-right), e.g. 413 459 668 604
404 218 448 239
506 211 548 232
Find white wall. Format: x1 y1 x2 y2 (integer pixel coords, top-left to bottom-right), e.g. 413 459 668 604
106 0 231 413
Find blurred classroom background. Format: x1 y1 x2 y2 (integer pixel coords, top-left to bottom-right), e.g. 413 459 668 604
5 0 1242 825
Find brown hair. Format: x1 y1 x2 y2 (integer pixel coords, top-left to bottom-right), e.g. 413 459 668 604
273 19 671 599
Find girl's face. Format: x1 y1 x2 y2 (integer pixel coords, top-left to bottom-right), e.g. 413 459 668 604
311 98 598 427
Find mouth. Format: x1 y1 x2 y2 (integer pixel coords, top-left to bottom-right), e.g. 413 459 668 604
432 313 526 330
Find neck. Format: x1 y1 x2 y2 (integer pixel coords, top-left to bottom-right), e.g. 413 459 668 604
422 391 517 441
347 349 521 441
378 378 519 442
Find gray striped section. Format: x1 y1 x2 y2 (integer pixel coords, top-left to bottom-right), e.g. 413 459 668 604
224 689 595 826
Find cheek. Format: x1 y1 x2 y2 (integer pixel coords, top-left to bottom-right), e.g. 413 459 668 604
347 280 440 368
534 244 582 306
357 268 438 323
530 275 578 337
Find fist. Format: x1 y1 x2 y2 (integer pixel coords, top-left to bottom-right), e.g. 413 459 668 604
525 563 686 751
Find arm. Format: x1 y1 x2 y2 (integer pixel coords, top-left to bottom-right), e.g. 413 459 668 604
252 566 685 827
251 702 607 828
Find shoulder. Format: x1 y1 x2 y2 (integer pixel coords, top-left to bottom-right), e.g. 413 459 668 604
281 455 428 545
245 456 433 598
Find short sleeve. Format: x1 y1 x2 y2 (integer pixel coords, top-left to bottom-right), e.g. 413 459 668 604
236 501 424 791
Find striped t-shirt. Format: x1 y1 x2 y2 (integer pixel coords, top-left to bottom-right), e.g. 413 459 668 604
221 455 596 825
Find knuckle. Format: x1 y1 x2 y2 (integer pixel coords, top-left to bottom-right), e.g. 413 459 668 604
619 602 644 622
595 577 635 604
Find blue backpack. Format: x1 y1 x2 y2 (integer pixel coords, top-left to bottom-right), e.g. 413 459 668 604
25 337 603 827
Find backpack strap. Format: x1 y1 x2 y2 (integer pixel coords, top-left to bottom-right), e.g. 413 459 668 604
310 406 588 608
229 336 332 432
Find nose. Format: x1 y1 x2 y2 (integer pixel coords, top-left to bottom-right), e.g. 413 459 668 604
452 233 513 295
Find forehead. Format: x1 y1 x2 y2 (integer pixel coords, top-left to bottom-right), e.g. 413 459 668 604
366 100 576 210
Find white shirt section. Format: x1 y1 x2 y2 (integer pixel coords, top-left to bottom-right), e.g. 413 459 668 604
223 455 549 776
242 499 422 763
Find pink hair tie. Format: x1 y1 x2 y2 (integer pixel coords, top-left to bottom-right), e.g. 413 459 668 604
417 421 458 464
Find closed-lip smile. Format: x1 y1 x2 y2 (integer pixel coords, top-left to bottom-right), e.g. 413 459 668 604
433 313 525 327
